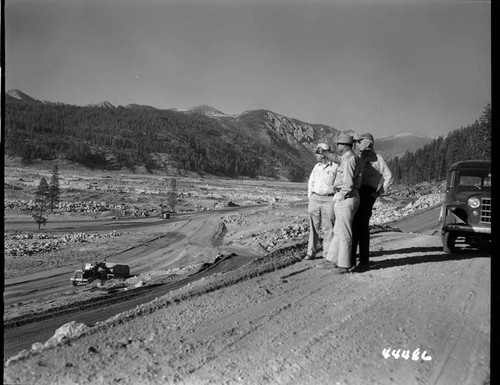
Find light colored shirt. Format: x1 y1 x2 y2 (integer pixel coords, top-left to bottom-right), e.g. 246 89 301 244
307 161 338 198
333 150 362 200
360 150 393 195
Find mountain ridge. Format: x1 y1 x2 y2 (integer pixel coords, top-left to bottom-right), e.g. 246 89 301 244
4 88 431 140
375 134 433 160
4 89 340 181
4 89 434 180
86 101 116 109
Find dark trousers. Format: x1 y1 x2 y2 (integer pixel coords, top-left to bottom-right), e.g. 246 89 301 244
351 185 377 265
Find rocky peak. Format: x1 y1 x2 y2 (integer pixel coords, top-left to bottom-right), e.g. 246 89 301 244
187 105 227 118
6 89 39 102
86 101 116 109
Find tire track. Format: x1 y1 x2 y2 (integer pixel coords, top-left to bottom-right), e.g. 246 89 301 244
3 253 255 358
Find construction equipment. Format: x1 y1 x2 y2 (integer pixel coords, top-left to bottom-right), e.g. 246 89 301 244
70 261 130 286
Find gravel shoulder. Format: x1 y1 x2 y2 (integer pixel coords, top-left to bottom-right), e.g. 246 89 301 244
4 232 490 385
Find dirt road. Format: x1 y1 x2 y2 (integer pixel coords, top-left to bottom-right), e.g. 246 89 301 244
4 205 266 307
4 227 490 384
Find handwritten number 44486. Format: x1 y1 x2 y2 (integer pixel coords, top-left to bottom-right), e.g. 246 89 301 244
382 348 432 361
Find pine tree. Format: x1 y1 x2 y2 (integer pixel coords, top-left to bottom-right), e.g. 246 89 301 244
33 177 49 229
48 164 61 212
478 104 491 160
21 142 34 165
166 178 178 213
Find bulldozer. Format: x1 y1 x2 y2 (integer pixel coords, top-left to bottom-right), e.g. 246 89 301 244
70 260 130 286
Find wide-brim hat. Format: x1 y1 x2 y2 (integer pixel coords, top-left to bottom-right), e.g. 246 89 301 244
358 133 375 142
335 133 354 145
316 142 331 151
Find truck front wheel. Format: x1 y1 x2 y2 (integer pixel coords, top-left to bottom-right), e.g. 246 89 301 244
443 231 457 254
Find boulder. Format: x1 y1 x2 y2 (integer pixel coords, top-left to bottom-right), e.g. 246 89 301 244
45 321 89 346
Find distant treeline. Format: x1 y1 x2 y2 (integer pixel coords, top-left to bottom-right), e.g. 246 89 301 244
388 104 491 185
4 102 307 181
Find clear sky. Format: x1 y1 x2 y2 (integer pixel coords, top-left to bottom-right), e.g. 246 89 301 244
5 0 490 138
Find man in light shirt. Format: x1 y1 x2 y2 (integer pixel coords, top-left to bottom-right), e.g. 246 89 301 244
351 133 393 269
304 143 339 260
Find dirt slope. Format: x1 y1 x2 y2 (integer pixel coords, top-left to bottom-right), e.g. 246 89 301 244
3 232 490 385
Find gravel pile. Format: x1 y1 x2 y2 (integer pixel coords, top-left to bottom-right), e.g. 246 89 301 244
371 193 443 225
4 231 123 257
5 199 159 217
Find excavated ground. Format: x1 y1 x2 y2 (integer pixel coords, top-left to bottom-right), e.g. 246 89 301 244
4 231 490 385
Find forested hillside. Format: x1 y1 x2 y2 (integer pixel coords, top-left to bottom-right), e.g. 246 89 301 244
388 104 491 184
4 97 333 182
4 90 490 185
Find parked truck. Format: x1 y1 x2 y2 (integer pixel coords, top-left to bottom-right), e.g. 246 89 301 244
70 261 130 286
439 160 491 253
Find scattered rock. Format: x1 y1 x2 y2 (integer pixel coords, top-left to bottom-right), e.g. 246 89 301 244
31 342 45 352
88 346 99 354
45 321 89 347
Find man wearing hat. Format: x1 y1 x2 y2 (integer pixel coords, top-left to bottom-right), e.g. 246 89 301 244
304 143 339 260
317 133 362 273
351 133 393 270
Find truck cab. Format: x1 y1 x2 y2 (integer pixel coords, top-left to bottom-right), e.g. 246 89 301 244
439 160 491 253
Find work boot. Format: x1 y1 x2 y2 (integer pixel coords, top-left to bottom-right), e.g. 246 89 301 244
352 261 370 272
316 260 337 269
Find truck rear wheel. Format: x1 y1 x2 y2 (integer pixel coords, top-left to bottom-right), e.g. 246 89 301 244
99 270 108 281
443 231 457 254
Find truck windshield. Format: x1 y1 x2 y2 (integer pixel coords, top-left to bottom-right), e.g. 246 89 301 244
458 172 491 188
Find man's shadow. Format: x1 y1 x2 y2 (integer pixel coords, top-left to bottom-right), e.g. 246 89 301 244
360 246 490 272
370 246 442 257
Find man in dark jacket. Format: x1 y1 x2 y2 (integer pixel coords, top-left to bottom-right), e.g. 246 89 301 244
351 133 393 269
